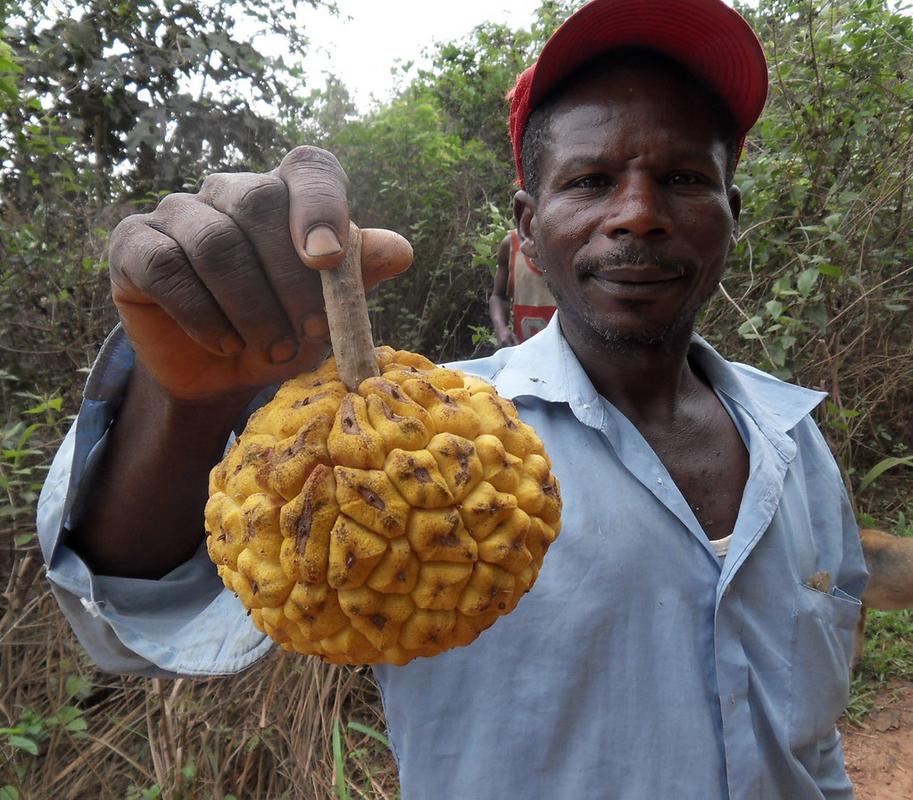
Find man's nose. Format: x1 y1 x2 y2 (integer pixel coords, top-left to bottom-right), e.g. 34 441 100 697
603 176 671 240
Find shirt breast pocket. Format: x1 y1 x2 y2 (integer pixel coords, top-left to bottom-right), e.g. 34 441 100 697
789 583 861 749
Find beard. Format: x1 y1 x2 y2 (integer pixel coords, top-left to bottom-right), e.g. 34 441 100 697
545 246 718 352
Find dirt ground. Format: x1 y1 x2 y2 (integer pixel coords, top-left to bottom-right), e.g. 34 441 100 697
841 682 913 800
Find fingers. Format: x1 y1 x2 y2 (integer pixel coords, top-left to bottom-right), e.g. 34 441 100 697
110 195 301 363
275 146 351 270
109 147 411 375
197 172 328 343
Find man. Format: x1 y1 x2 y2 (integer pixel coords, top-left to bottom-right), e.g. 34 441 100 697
489 228 556 346
37 0 866 797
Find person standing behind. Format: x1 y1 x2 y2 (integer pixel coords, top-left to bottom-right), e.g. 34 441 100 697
489 229 556 346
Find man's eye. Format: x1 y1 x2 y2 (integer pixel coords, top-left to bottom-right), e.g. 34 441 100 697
668 173 702 186
570 175 610 189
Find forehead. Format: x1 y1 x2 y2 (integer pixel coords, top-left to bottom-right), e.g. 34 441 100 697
542 66 729 168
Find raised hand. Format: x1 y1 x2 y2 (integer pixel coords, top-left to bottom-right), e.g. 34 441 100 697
108 146 412 402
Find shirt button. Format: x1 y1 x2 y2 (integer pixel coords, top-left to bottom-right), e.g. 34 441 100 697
80 597 101 618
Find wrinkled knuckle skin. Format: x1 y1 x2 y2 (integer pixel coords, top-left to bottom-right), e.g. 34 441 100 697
281 146 349 186
155 192 198 215
136 240 189 295
108 214 155 282
186 219 247 263
198 172 235 195
229 177 288 221
200 173 288 219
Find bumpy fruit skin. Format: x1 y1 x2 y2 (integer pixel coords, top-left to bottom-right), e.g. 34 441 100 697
205 346 561 665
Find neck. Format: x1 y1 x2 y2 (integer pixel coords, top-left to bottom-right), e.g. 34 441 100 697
560 318 703 425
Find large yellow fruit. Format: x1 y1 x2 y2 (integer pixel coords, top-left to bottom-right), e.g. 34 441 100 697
205 345 561 665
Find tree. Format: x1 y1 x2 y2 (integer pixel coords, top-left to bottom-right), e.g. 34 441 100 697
0 0 330 393
1 0 327 207
704 0 913 502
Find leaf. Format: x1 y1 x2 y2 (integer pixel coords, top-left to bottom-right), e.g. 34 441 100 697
765 300 785 319
347 721 391 749
49 706 87 732
181 757 196 780
858 456 913 493
817 263 843 278
737 317 762 339
8 735 39 756
0 786 20 800
332 719 351 800
797 268 819 295
65 675 93 700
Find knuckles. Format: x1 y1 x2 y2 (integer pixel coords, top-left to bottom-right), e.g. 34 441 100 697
184 218 247 263
108 146 354 293
200 173 288 222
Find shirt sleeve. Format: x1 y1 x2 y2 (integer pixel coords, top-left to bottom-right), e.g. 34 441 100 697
36 326 274 678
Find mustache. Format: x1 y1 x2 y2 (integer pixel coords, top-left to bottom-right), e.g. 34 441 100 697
577 247 692 277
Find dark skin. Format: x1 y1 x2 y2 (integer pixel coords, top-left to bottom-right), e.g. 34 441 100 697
514 67 748 540
70 66 747 580
70 148 413 578
488 233 519 347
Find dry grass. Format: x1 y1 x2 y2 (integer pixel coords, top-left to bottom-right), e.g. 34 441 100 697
0 212 400 799
0 543 399 800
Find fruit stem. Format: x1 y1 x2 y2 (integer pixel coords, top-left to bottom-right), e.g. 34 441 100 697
319 222 381 390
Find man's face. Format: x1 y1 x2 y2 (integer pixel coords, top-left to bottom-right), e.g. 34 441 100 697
515 66 741 351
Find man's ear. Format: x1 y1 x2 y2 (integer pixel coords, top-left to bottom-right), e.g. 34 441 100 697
727 184 742 246
513 190 540 261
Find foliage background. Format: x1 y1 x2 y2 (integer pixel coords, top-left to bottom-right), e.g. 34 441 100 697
1 0 912 797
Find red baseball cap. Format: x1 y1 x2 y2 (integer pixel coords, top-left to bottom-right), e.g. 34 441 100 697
508 0 769 187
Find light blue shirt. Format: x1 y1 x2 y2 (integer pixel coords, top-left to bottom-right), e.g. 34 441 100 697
37 315 866 799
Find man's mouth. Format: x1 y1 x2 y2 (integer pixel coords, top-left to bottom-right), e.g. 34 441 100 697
589 266 685 284
577 248 691 286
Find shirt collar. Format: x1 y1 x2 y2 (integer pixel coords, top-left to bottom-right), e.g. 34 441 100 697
491 313 826 445
493 314 605 428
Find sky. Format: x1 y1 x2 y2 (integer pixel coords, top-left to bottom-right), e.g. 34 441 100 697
287 0 550 112
266 0 744 113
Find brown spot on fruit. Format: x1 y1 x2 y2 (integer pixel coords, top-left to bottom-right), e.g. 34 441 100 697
358 486 387 511
346 552 356 569
455 455 470 486
414 466 432 484
294 500 316 554
292 390 329 409
340 397 360 434
371 614 387 630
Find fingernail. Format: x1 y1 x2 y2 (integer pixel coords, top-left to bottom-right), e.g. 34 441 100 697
220 332 245 355
269 338 298 364
302 312 330 339
304 225 342 258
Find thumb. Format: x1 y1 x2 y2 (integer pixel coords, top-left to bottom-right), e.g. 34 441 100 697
360 228 414 288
